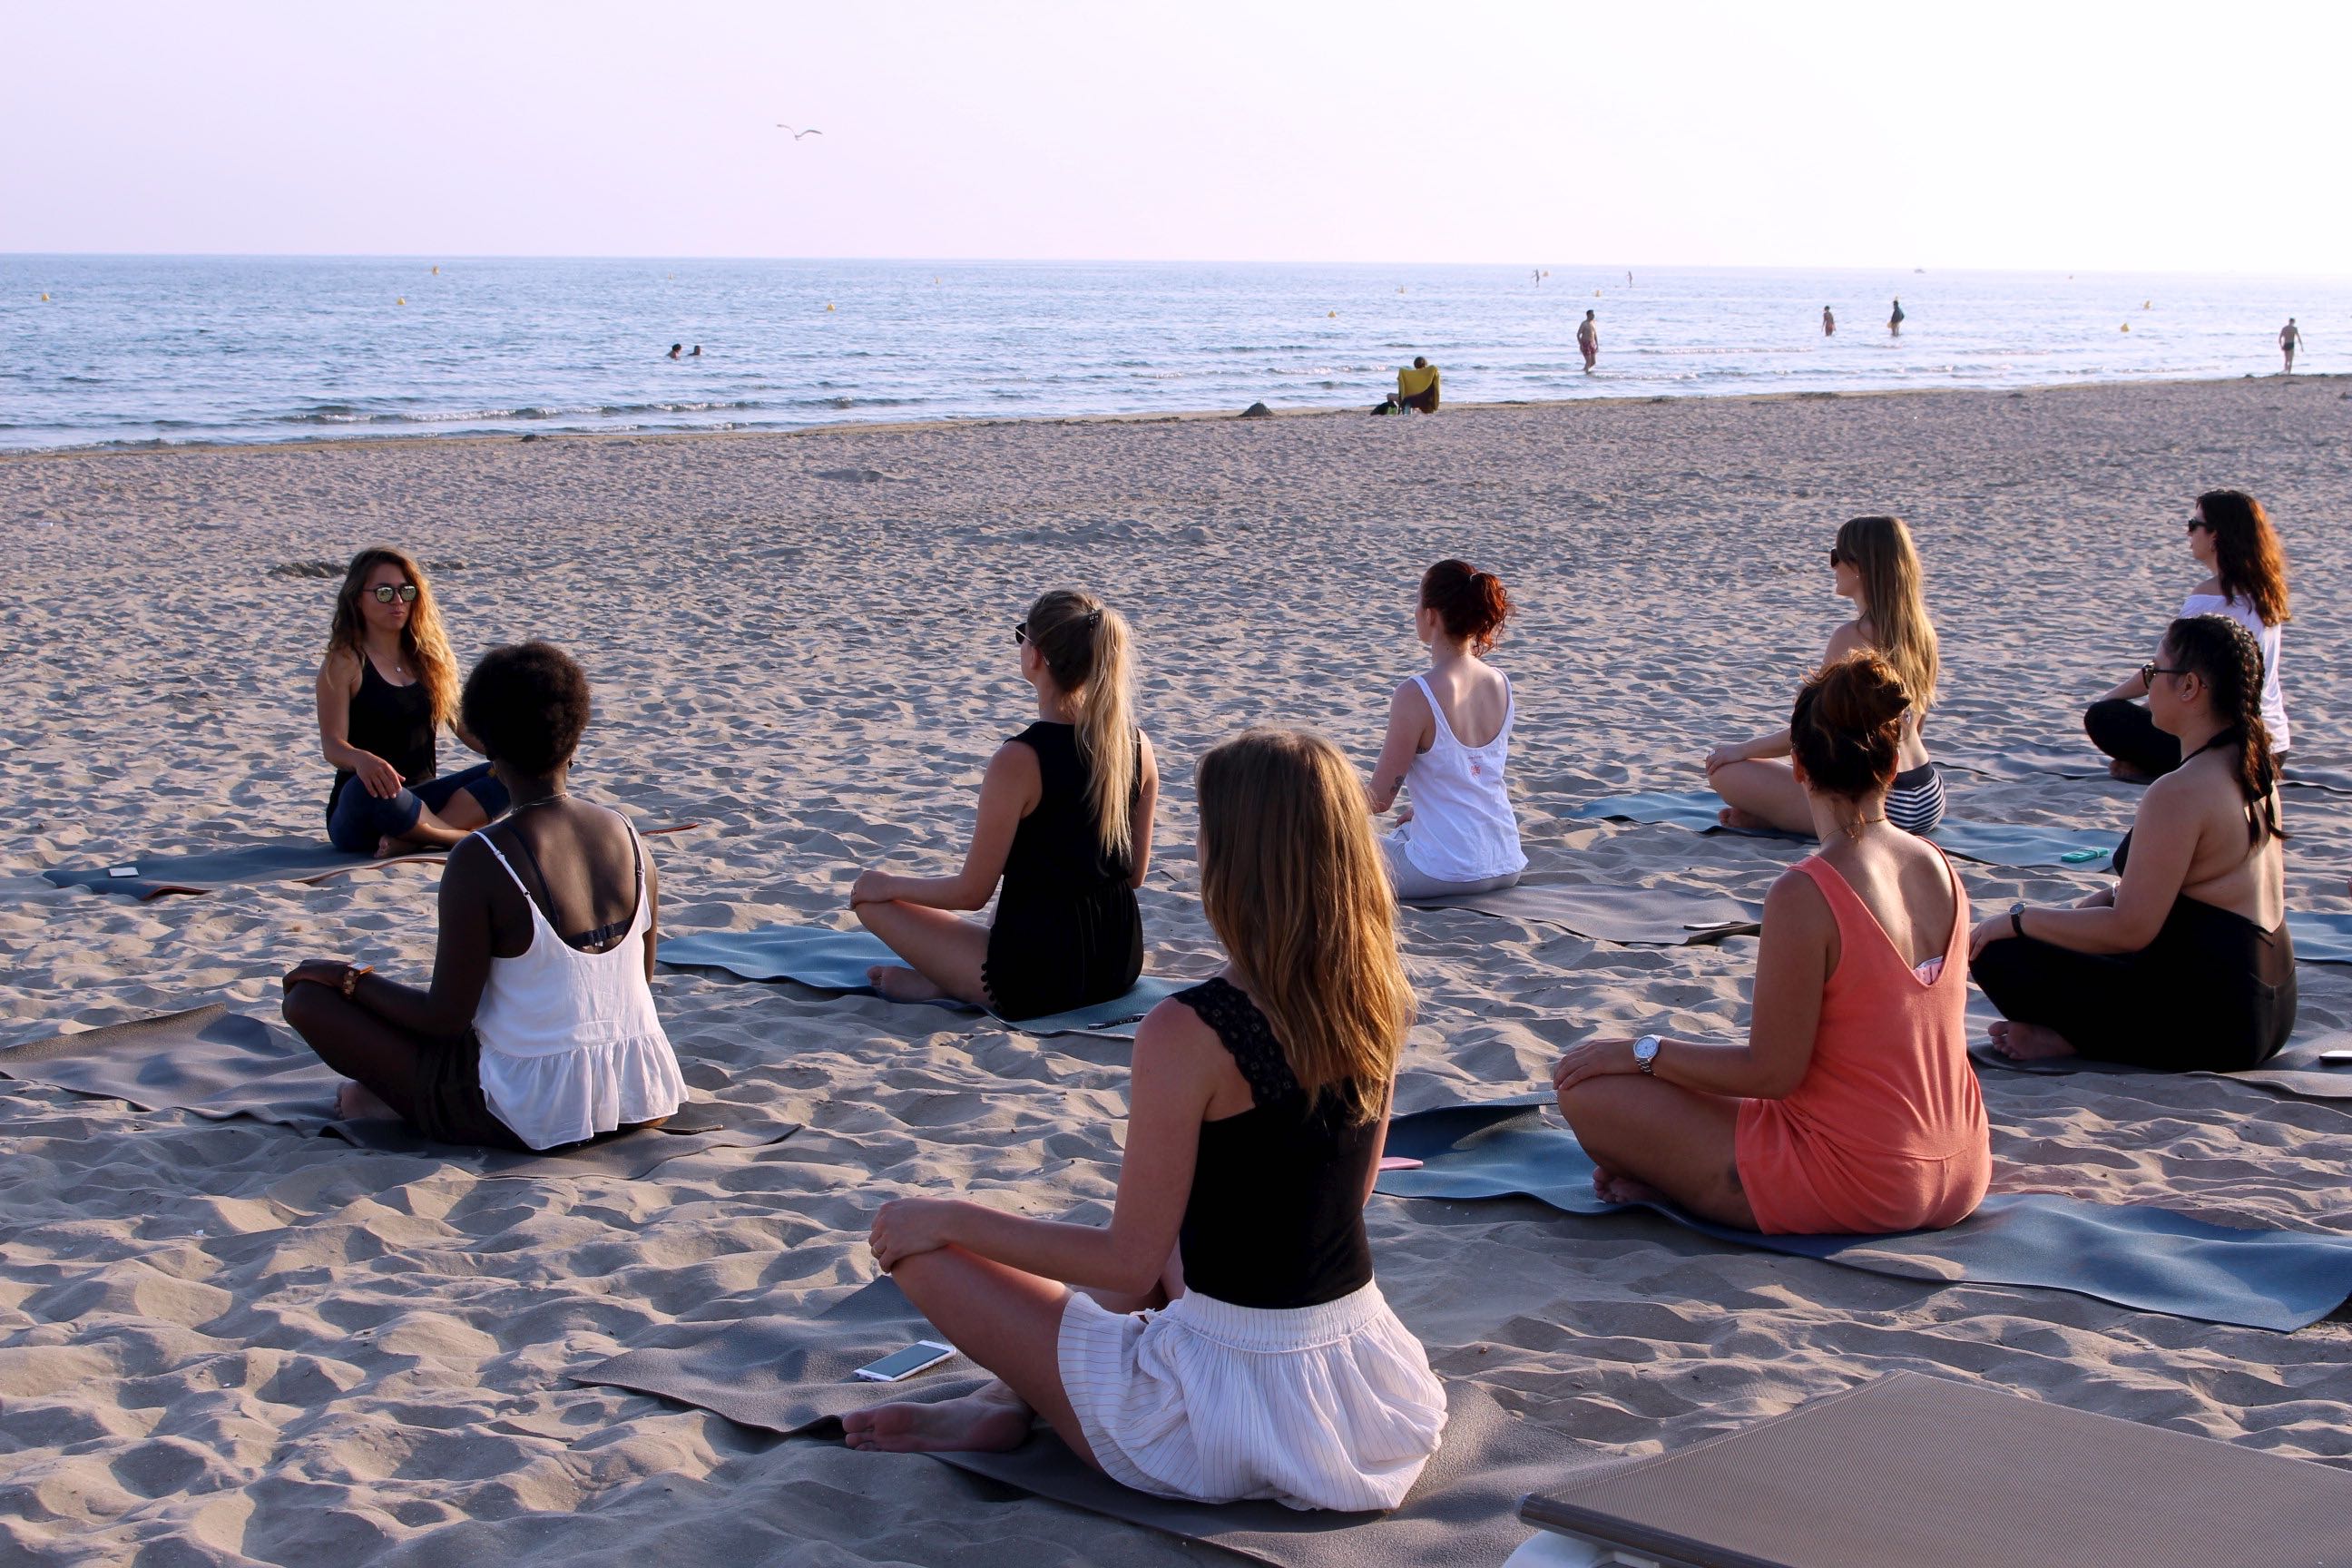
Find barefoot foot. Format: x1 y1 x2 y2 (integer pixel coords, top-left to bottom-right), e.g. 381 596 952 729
842 1387 1034 1454
1986 1020 2078 1062
867 964 950 1004
1592 1166 1666 1207
335 1080 398 1120
1717 807 1773 832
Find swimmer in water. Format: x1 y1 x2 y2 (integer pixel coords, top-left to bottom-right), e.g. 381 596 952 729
1888 299 1906 338
690 345 703 358
1577 310 1600 373
668 343 683 360
1823 306 1836 338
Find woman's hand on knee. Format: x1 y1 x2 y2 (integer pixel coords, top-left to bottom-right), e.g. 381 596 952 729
849 868 896 906
1703 744 1745 775
870 1197 956 1272
1553 1036 1638 1096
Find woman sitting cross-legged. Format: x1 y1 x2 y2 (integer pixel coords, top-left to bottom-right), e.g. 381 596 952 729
850 589 1158 1022
1553 652 1989 1234
1974 613 2294 1072
1365 558 1527 900
1705 514 1947 838
844 729 1448 1512
316 547 510 856
281 642 685 1149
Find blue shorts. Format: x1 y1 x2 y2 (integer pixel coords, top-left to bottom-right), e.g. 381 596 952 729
327 761 509 853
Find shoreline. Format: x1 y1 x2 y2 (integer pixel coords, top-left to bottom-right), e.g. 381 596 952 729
4 368 2342 466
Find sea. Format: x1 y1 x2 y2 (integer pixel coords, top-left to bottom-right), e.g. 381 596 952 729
1 256 2341 453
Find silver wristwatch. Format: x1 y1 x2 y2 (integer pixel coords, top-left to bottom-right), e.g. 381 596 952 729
1633 1034 1662 1074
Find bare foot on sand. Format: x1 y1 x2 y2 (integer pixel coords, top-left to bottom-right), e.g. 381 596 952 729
1592 1166 1665 1207
867 964 948 1003
336 1080 397 1120
842 1386 1033 1454
1987 1020 2078 1062
1717 807 1772 832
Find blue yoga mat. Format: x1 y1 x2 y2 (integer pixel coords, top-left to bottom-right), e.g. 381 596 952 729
1377 1098 2352 1331
1570 790 2121 870
43 842 446 899
2288 910 2352 965
658 926 1191 1037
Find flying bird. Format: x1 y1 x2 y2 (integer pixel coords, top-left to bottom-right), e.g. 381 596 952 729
776 125 823 139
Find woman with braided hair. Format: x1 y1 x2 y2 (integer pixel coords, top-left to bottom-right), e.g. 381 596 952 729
851 590 1158 1021
1973 614 2293 1072
2084 489 2292 781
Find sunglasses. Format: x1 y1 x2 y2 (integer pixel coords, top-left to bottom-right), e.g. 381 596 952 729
1012 620 1028 647
1828 548 1845 567
369 583 419 604
2140 662 2190 687
2185 517 2209 533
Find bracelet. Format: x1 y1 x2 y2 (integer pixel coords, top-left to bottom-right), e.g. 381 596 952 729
342 964 372 999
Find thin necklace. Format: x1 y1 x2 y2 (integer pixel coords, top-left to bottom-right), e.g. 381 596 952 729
1841 815 1888 841
511 789 569 812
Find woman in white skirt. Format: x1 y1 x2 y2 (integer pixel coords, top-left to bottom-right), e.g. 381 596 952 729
847 728 1448 1511
1365 558 1526 899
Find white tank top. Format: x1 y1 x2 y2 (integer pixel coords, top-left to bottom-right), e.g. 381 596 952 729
2180 591 2288 751
1399 672 1527 882
471 817 686 1151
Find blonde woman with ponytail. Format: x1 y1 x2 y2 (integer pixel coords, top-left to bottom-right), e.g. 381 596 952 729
851 590 1158 1021
848 729 1447 1511
1705 515 1946 838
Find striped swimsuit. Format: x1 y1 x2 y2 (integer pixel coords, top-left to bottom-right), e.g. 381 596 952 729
1885 761 1947 836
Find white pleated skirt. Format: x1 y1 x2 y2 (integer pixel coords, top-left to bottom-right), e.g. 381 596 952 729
1057 1279 1448 1512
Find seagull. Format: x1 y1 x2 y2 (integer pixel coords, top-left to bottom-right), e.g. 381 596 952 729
776 125 823 140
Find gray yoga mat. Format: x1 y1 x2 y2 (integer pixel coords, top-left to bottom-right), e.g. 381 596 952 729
578 1278 1588 1568
658 926 1193 1037
0 1004 796 1179
1970 1035 2352 1102
1944 747 2352 798
1404 882 1759 946
1570 790 2121 869
1376 1097 2352 1331
43 819 699 899
1518 1370 2352 1568
2288 910 2352 965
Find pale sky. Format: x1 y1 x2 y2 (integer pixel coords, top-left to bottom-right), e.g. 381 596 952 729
5 0 2344 273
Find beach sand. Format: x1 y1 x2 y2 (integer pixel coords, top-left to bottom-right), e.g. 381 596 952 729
5 376 2350 1563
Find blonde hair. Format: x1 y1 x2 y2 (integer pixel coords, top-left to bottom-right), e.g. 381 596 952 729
1835 515 1938 713
1197 729 1415 1122
1025 589 1138 861
328 547 459 730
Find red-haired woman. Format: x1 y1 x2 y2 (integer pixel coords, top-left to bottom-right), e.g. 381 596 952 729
1365 559 1526 899
2085 490 2291 781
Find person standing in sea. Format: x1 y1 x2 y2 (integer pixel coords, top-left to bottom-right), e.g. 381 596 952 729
1578 310 1600 373
2279 319 2301 373
1888 299 1906 338
1823 306 1837 338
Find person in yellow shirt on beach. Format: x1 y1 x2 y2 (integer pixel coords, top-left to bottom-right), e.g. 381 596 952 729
1386 357 1441 413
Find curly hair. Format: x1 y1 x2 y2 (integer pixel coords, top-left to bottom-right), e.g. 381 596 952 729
460 642 592 775
2167 614 2285 846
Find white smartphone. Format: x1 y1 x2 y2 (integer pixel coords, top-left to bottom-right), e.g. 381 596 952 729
853 1340 956 1382
2318 1048 2352 1067
108 866 140 878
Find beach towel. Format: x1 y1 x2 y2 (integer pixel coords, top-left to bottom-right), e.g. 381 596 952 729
1402 882 1759 946
1396 363 1440 399
1569 790 2121 870
578 1277 1585 1568
657 926 1192 1038
42 819 699 899
1376 1097 2352 1330
1970 1035 2352 1102
0 1004 794 1179
1517 1370 2352 1568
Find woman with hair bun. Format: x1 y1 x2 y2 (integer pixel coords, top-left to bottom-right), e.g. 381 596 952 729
281 642 686 1149
1553 651 1988 1235
315 547 509 856
1975 614 2294 1071
852 589 1158 1021
1706 515 1945 838
2084 489 2292 781
1365 559 1527 898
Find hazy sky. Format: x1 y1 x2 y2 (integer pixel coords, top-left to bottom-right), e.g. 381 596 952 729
6 1 2344 272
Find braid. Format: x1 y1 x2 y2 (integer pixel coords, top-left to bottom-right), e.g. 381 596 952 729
2169 614 2285 845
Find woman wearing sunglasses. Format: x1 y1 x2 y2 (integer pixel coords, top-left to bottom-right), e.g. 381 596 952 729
2083 489 2291 782
851 589 1157 1021
1974 614 2294 1072
316 547 508 855
1705 514 1945 838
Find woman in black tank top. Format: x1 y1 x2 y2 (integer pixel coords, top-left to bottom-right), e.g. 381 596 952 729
847 730 1447 1513
849 590 1156 1021
315 548 509 855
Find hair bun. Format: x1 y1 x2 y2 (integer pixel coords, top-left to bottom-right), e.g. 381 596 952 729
1790 651 1908 798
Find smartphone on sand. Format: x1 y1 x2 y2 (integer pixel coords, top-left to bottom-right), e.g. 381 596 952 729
854 1340 956 1382
2318 1048 2352 1067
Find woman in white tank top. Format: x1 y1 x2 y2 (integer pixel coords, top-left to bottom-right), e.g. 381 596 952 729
281 642 684 1151
1365 560 1526 900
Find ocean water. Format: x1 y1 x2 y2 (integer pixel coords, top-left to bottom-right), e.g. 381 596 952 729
0 256 2341 452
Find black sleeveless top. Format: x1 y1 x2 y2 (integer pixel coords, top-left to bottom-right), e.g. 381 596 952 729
1172 978 1379 1310
329 656 436 814
981 722 1143 1021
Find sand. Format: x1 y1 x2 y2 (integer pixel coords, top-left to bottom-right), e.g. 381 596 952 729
5 375 2351 1564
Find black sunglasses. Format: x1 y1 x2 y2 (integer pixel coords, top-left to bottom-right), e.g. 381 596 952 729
2141 662 2190 687
1012 620 1028 647
369 583 419 604
1828 547 1844 567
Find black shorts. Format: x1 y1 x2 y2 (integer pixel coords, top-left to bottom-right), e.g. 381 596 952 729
408 1031 533 1151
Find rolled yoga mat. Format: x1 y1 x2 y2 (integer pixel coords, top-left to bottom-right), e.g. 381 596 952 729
1516 1369 2352 1568
43 819 700 899
657 926 1194 1038
1970 1035 2352 1102
1402 881 1759 946
578 1276 1588 1568
1376 1097 2352 1331
0 1004 796 1179
1568 790 2122 870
